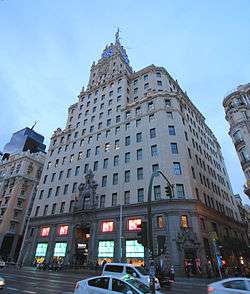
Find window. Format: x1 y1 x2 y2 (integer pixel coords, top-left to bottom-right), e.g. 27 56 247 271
41 227 50 237
88 277 110 290
124 191 130 205
136 119 141 127
113 173 118 185
43 175 47 184
125 170 130 183
138 188 144 202
149 114 155 121
51 203 56 215
75 166 80 176
137 149 142 160
152 164 159 172
168 125 176 135
181 215 188 228
173 162 182 175
60 202 65 213
176 184 185 198
137 168 143 180
116 115 121 123
170 143 178 154
103 158 108 169
240 146 249 161
157 216 164 228
100 195 105 208
125 122 130 131
86 149 91 158
125 152 130 163
136 132 142 143
144 74 148 81
165 99 171 107
84 163 89 173
128 218 141 231
102 176 107 187
55 186 60 197
115 139 120 150
47 188 52 198
114 155 119 166
93 161 98 171
150 128 156 138
95 146 100 155
78 152 83 160
105 143 110 152
157 80 162 86
43 205 48 216
63 184 68 195
112 278 135 293
115 126 120 134
151 145 158 156
223 280 247 290
125 136 130 146
154 185 161 200
148 101 154 111
156 72 161 78
101 221 113 232
72 182 77 193
166 111 173 119
66 168 71 178
35 206 40 216
39 190 44 199
112 193 117 206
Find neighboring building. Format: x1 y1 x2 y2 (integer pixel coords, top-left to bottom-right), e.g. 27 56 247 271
25 32 247 274
0 128 46 261
223 84 250 197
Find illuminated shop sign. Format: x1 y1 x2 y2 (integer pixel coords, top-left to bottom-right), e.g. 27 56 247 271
126 240 144 258
40 227 50 237
101 221 114 232
35 243 48 257
98 241 114 258
128 219 141 231
53 242 67 257
77 243 87 249
58 225 69 236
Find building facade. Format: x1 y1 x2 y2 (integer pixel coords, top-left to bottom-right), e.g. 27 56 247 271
223 84 250 197
0 127 46 261
25 33 247 274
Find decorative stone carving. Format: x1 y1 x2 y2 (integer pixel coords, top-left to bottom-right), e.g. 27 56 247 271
75 170 98 211
175 228 200 251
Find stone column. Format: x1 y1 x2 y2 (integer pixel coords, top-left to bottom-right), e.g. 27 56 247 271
9 234 20 261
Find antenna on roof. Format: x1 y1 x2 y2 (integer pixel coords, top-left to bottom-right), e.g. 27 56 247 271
31 121 37 130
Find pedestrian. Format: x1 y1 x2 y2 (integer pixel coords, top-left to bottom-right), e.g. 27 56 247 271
169 265 175 282
102 260 107 267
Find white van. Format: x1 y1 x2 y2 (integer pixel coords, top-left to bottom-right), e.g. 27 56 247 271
102 263 161 290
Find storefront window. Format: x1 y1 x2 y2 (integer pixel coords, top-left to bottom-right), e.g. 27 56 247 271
40 227 50 237
101 221 114 232
53 242 67 257
128 219 141 231
35 243 48 257
98 241 114 258
126 240 144 258
181 215 188 228
58 225 69 236
157 216 164 228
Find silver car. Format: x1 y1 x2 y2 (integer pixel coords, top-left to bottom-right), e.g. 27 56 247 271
74 275 164 294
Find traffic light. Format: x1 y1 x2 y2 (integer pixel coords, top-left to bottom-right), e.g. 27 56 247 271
137 222 148 248
165 186 172 198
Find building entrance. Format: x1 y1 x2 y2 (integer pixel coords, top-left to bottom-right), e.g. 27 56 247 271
75 226 90 266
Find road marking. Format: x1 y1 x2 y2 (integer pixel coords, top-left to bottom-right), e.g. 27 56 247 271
7 287 18 291
22 291 37 294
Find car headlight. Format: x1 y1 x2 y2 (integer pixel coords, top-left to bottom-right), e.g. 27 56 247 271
0 280 5 286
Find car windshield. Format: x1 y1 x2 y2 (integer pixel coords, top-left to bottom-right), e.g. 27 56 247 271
126 278 150 293
135 266 147 275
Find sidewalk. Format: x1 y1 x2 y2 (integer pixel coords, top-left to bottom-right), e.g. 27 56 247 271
175 276 218 286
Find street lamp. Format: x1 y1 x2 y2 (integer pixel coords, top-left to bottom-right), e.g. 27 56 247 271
147 170 174 293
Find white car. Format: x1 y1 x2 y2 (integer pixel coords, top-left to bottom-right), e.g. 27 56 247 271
208 277 250 293
102 263 161 290
74 275 163 294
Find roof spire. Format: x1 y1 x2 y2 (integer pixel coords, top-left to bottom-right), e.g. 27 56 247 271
115 27 120 44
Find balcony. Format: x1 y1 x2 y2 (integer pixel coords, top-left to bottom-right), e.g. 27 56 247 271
244 180 250 197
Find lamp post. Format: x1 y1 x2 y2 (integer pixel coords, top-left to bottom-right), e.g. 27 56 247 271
147 171 174 293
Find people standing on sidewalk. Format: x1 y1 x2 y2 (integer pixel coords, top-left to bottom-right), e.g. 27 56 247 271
169 265 175 282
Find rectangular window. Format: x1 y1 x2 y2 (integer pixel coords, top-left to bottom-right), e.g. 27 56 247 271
51 203 56 215
181 215 188 228
43 205 48 216
125 170 130 183
115 139 120 150
47 188 52 198
170 143 178 154
72 182 77 193
136 132 142 143
152 164 159 172
102 176 107 187
150 128 156 138
136 119 141 127
138 188 144 203
75 166 80 176
35 243 48 257
168 125 176 135
114 155 119 166
116 115 121 123
157 80 162 86
103 158 108 169
35 206 40 216
58 225 69 236
84 163 89 173
53 242 67 257
113 173 118 185
157 216 164 228
148 101 154 111
137 149 142 160
176 184 185 198
128 218 141 231
173 162 182 175
60 202 65 213
105 143 110 152
100 195 105 208
154 185 161 200
66 168 71 178
63 184 68 195
125 152 130 163
112 193 117 206
55 186 60 197
41 227 50 237
125 136 130 146
126 240 144 258
166 112 173 119
137 167 143 180
98 241 114 258
124 191 130 205
151 145 158 156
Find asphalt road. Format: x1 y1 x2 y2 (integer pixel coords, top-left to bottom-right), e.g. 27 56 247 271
0 268 208 294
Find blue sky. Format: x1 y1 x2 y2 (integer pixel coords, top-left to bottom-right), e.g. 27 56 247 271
0 0 250 203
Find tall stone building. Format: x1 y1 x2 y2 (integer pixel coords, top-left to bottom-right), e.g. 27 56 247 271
25 33 247 273
223 83 250 198
0 127 46 261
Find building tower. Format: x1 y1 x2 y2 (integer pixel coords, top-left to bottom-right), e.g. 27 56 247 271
25 32 247 274
0 127 46 261
223 83 250 198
